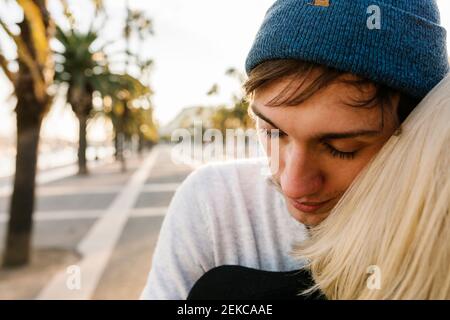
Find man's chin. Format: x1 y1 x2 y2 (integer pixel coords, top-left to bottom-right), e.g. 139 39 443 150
287 205 331 227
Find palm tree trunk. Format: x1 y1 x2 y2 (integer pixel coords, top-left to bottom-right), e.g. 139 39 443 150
138 133 144 155
114 121 127 172
114 131 119 160
3 107 42 267
118 132 127 172
77 115 88 175
2 0 52 268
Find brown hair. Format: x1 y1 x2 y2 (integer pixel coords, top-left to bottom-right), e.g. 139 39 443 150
243 59 420 128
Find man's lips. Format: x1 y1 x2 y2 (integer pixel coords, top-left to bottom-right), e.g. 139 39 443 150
289 198 333 213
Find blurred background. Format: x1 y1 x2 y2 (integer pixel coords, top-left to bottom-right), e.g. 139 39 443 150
0 0 449 299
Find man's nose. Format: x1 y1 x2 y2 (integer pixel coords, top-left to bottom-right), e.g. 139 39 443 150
280 145 324 200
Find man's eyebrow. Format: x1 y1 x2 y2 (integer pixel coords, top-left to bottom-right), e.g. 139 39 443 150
250 103 282 130
250 103 382 140
313 130 382 140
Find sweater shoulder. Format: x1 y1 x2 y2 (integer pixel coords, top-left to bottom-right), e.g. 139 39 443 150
191 157 270 184
183 158 308 271
184 158 287 227
187 157 273 198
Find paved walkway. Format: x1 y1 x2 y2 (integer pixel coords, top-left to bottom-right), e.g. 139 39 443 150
0 144 194 299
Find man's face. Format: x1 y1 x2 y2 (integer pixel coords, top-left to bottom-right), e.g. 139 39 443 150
251 75 400 226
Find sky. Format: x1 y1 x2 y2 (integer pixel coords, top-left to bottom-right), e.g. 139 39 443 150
0 0 449 141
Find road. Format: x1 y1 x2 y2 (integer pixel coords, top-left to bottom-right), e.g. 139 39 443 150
0 144 194 299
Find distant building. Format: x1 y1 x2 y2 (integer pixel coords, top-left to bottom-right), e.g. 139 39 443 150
158 106 216 138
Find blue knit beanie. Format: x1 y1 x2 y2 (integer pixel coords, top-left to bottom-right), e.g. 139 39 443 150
245 0 449 99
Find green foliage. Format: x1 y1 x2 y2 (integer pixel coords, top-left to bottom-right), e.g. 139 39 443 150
209 69 253 135
53 2 158 145
100 72 156 143
0 0 53 107
54 25 104 116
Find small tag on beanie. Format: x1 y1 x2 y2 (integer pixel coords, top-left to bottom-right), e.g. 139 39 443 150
312 0 329 7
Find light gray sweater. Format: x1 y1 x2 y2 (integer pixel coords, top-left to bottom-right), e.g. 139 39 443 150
140 157 309 300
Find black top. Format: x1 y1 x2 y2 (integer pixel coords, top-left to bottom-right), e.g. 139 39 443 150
187 265 326 300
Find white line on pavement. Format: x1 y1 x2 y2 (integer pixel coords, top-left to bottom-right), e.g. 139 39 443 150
0 207 168 223
130 207 168 218
141 183 180 193
0 182 180 198
36 147 160 300
0 158 115 197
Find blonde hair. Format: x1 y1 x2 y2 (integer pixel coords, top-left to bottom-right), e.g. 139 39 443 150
293 74 450 300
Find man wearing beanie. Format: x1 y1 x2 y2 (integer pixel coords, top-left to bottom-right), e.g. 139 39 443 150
141 0 449 299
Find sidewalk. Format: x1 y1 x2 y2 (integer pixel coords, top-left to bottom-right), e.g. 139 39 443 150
0 144 194 299
0 156 115 197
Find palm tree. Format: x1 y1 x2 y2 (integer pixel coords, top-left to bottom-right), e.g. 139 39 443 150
123 1 154 75
99 73 153 171
54 26 107 175
0 0 54 267
54 1 154 174
100 2 155 170
131 104 159 153
209 68 253 136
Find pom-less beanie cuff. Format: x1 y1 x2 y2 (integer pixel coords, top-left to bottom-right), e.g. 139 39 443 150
245 0 449 99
